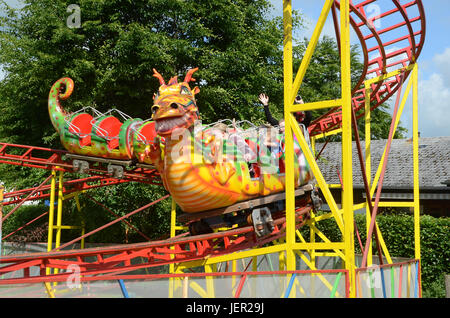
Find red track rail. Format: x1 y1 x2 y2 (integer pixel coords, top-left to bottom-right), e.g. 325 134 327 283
309 0 426 136
3 176 130 207
0 142 161 185
0 207 311 285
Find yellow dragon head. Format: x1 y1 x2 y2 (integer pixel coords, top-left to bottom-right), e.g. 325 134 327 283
151 68 200 136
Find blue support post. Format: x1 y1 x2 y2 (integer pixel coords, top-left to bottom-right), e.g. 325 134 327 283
118 279 130 298
284 273 297 298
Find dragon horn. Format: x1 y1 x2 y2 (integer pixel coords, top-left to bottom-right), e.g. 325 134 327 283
153 68 165 85
184 67 199 83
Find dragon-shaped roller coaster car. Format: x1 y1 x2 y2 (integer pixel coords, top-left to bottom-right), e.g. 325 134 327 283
48 68 318 236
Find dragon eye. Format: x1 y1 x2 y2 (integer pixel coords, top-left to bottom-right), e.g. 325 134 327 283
180 86 191 95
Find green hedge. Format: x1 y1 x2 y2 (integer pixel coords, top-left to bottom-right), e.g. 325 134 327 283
1 203 49 244
302 212 450 297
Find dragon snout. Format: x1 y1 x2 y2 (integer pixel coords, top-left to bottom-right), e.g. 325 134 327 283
151 101 186 120
152 103 179 112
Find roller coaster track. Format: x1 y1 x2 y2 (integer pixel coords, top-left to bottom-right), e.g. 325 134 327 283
0 0 426 285
0 207 311 285
309 0 426 136
0 142 161 186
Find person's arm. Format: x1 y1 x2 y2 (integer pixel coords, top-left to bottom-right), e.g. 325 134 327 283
295 96 313 127
304 111 312 127
258 93 279 126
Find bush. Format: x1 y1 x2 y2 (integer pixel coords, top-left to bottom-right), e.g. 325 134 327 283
1 203 49 243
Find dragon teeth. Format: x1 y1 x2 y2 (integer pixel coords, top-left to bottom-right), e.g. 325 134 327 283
156 114 189 133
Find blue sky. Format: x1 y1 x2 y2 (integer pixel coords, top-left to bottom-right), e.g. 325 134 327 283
268 0 450 138
1 1 449 137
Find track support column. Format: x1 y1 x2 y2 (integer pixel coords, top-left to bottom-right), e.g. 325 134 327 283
339 0 356 298
364 85 373 267
412 64 421 295
283 0 296 271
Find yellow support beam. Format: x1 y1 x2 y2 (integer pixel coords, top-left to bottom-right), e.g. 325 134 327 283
365 84 373 267
176 243 287 270
339 0 356 298
54 170 64 251
364 64 414 87
168 198 178 297
283 0 296 272
291 0 334 103
308 223 347 261
291 99 342 112
46 169 57 253
292 242 345 250
376 202 415 208
412 64 421 265
170 198 177 239
289 115 344 233
368 72 414 197
52 225 81 230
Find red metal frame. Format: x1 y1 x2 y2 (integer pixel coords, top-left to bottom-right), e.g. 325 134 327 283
0 207 311 285
0 142 161 185
2 176 131 207
308 0 426 137
355 259 421 298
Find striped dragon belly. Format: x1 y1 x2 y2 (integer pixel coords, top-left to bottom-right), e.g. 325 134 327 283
163 162 248 213
162 139 251 213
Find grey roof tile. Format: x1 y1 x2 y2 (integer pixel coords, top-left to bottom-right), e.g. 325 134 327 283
314 137 450 188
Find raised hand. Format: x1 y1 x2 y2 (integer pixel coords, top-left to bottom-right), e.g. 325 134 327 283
258 93 269 106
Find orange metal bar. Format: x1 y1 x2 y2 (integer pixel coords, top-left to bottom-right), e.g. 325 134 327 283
53 194 170 251
1 174 53 222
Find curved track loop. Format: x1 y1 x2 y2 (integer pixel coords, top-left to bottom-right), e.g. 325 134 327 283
309 0 426 136
0 0 427 284
0 207 310 284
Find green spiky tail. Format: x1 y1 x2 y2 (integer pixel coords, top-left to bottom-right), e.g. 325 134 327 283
48 77 74 135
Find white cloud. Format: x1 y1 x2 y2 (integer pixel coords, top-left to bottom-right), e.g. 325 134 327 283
433 47 450 83
375 46 450 138
414 47 450 137
417 72 450 136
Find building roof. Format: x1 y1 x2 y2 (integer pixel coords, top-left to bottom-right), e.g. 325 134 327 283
314 136 450 189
